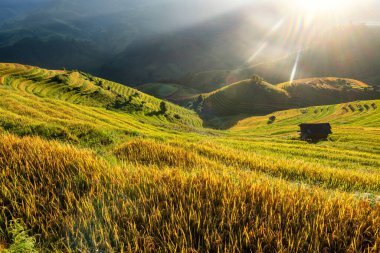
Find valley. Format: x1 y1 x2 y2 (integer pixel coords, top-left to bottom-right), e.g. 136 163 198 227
1 0 380 251
0 63 379 252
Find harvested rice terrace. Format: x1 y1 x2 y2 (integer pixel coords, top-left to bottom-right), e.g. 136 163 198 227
0 64 379 195
0 63 379 252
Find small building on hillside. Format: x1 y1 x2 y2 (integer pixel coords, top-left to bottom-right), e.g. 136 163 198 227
299 123 332 142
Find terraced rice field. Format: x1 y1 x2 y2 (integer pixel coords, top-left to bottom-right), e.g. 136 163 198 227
202 77 378 117
0 63 379 252
0 63 202 127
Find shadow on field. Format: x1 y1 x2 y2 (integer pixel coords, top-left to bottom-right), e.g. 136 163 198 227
146 110 163 117
202 114 260 130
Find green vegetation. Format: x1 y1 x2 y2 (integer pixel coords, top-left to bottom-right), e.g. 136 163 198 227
202 77 290 117
136 82 201 106
180 69 252 93
0 220 37 253
0 63 379 252
137 82 179 97
201 76 379 118
0 63 202 129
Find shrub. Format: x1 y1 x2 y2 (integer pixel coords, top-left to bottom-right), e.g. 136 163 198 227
51 74 69 84
267 116 276 124
251 75 264 83
196 95 204 105
186 101 193 109
1 220 37 253
160 101 168 114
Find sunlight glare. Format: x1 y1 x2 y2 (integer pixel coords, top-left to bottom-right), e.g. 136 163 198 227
246 19 284 63
295 0 354 13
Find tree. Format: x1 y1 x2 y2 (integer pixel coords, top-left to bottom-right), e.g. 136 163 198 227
196 95 204 105
251 75 263 84
267 115 276 124
160 101 168 114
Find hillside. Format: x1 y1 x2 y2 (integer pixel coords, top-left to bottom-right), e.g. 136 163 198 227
0 63 202 129
202 78 291 117
136 82 200 105
233 99 380 131
200 77 379 122
0 63 380 252
278 77 377 106
179 69 253 93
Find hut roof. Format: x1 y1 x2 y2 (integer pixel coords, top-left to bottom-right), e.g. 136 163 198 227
299 123 332 134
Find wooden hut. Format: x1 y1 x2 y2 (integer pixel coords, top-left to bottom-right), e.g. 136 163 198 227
299 123 332 141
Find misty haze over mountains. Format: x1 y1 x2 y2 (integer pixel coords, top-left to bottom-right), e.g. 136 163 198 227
1 0 380 87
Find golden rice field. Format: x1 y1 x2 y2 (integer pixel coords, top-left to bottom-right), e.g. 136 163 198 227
0 63 379 252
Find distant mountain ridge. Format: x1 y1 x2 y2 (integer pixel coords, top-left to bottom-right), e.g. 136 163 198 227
181 25 380 92
1 1 380 93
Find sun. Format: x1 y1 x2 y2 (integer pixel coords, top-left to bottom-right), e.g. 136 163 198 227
295 0 354 13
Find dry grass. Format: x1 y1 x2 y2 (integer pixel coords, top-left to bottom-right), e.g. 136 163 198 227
114 139 207 168
0 242 7 251
0 134 379 252
277 77 370 89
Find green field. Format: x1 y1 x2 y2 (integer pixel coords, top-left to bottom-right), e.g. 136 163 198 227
0 64 379 252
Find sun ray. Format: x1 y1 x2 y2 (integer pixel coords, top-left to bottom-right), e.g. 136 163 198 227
290 51 301 83
246 19 285 64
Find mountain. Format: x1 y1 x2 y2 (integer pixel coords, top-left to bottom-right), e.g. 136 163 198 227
201 78 290 117
0 37 106 72
136 82 200 105
199 76 379 126
0 0 51 25
0 0 264 78
1 1 380 88
99 5 282 84
2 0 380 251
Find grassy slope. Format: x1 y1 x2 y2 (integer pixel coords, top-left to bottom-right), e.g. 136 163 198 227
0 63 380 252
202 77 379 118
277 77 376 106
0 63 202 129
202 79 291 117
136 82 200 104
